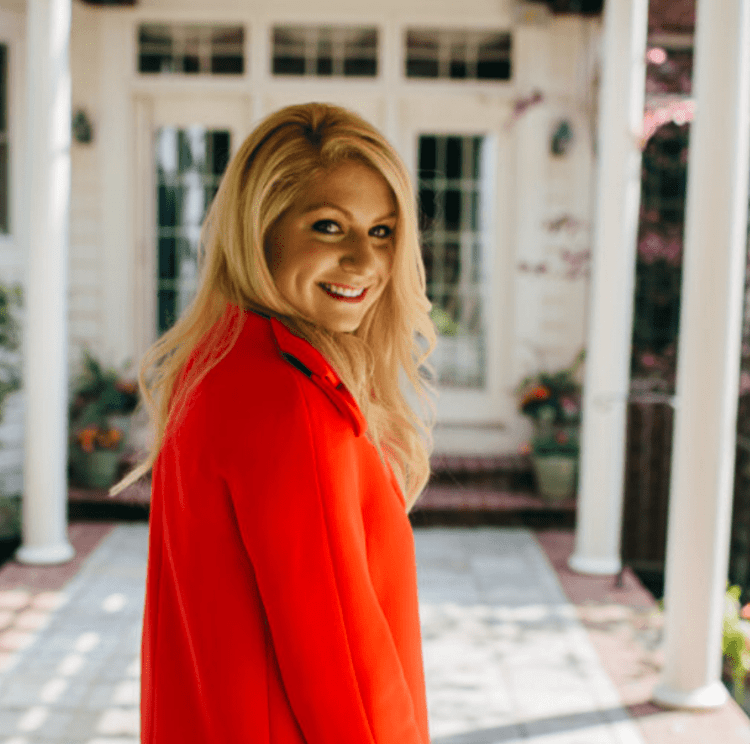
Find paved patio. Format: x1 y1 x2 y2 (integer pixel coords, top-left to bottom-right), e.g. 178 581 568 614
0 522 745 743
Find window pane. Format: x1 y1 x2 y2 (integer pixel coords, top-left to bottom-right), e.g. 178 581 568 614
138 24 245 75
419 134 488 388
406 28 511 81
155 127 231 335
272 25 378 78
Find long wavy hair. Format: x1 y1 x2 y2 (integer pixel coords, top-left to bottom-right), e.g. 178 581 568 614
112 102 436 509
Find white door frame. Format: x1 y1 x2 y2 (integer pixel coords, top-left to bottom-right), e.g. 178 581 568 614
398 104 513 428
133 92 251 359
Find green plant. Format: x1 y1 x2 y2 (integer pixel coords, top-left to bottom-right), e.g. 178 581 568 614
69 351 138 431
0 283 22 422
516 350 585 457
429 306 462 337
724 584 750 704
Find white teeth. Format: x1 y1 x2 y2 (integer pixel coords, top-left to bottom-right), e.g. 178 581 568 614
321 283 365 298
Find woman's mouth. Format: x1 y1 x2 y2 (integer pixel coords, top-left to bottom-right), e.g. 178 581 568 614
319 282 368 303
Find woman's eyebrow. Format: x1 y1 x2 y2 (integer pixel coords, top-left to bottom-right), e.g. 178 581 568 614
301 203 397 222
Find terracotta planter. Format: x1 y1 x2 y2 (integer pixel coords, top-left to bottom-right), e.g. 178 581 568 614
532 454 577 502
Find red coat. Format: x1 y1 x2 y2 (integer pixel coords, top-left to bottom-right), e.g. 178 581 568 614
141 309 430 743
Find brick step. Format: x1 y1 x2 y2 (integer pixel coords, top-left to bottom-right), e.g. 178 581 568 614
68 479 150 507
429 453 534 491
414 483 575 512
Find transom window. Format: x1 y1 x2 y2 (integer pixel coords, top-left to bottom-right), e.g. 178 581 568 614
272 25 378 77
406 28 511 81
419 134 489 388
138 24 245 75
0 44 7 234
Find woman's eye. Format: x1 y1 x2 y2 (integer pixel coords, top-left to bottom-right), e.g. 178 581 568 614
312 220 341 235
370 225 393 239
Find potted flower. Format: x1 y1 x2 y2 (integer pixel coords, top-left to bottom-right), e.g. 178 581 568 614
0 283 22 539
516 350 585 501
69 351 138 489
723 584 750 705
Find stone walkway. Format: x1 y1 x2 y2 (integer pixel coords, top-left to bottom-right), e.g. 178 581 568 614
417 528 645 743
0 524 745 743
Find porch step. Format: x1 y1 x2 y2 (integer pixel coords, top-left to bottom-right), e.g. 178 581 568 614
429 453 534 490
414 483 575 512
414 453 576 527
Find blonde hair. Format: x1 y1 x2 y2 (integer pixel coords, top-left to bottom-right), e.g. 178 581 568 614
113 102 436 509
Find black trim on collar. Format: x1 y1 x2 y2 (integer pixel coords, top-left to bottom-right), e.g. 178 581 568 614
282 352 313 378
248 307 270 320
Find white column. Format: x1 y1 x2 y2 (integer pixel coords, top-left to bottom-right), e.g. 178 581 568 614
652 0 750 710
16 0 75 565
569 0 649 575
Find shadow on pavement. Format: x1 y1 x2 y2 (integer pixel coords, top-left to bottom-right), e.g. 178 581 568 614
431 702 665 743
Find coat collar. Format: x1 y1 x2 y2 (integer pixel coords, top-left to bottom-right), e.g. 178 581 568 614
266 315 367 437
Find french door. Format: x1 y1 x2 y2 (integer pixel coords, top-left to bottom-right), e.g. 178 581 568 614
398 97 512 427
135 93 250 353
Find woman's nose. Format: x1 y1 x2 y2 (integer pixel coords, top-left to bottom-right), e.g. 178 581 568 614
340 231 377 272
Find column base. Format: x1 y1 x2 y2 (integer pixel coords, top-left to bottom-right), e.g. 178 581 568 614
15 541 75 565
568 552 621 576
652 680 729 710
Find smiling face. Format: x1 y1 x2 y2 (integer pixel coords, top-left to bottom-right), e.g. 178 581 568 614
265 160 397 333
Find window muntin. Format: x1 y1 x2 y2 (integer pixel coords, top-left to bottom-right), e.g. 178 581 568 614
419 134 488 388
155 127 230 334
406 29 511 81
138 24 245 75
272 25 378 77
0 44 7 234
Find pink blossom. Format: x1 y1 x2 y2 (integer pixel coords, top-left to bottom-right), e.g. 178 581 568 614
518 442 532 456
638 233 665 264
646 47 667 65
740 371 750 396
664 239 682 266
641 353 657 369
560 397 578 415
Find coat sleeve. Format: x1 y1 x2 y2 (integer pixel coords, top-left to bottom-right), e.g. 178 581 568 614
218 370 428 744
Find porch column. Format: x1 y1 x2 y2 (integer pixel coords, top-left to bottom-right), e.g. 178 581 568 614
569 0 648 575
652 0 750 710
16 0 75 564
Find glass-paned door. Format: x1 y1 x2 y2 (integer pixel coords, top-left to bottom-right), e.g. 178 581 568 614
400 96 510 426
136 94 248 347
155 127 230 333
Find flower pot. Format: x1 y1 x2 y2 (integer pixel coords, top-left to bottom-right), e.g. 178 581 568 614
532 454 577 502
0 495 20 540
72 450 122 489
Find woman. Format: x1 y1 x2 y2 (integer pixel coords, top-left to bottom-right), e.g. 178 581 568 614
118 102 436 743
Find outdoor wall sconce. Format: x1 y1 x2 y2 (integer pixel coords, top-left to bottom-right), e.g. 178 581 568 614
551 120 573 156
72 109 94 144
